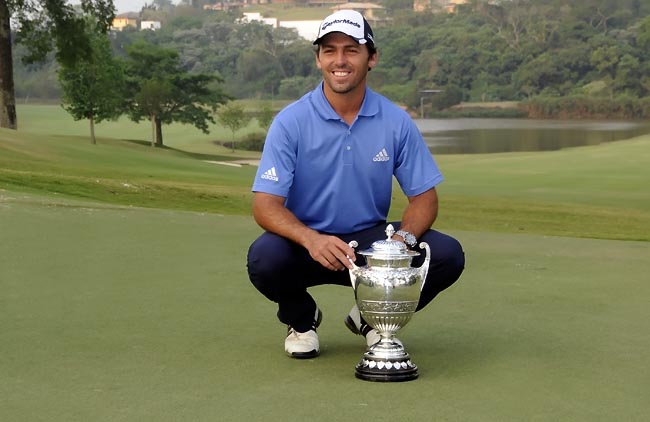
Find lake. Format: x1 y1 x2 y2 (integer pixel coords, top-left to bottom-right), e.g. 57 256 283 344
415 118 650 154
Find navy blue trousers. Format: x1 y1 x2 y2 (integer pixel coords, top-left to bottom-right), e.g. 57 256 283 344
246 222 465 332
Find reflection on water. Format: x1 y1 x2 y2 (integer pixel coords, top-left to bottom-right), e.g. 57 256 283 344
416 118 650 154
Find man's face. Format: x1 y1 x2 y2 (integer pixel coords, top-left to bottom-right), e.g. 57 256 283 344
316 32 377 96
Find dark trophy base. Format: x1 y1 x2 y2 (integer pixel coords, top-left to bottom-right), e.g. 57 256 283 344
354 340 419 382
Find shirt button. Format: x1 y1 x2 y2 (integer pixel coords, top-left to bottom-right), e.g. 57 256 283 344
346 146 351 150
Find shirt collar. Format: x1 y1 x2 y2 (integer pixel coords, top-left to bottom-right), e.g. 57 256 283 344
311 82 379 121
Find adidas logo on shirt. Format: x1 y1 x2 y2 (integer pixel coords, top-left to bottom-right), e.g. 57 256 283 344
372 148 390 162
261 167 279 182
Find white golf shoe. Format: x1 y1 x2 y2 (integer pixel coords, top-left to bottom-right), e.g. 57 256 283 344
285 308 322 359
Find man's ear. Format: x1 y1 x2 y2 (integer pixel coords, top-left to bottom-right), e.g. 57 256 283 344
368 51 378 71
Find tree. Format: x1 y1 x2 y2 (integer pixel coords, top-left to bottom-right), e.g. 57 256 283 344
0 0 115 129
59 29 125 144
135 79 173 147
612 53 642 94
217 102 250 152
257 104 275 132
123 40 230 147
635 16 650 55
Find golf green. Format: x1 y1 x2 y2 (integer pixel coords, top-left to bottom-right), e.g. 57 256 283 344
1 191 648 421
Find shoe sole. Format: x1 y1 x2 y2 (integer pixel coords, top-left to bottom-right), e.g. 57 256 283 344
289 349 320 359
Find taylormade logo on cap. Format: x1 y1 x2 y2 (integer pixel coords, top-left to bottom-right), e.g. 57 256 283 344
313 10 375 46
322 18 361 31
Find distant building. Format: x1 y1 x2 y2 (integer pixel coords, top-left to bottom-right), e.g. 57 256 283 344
241 12 278 27
442 0 468 13
414 0 468 13
237 2 386 42
141 20 162 31
280 20 322 41
111 13 139 31
203 2 246 11
331 2 385 22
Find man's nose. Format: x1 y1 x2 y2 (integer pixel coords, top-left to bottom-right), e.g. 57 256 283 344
334 50 347 64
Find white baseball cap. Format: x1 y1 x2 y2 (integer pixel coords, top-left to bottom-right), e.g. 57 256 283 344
313 10 375 47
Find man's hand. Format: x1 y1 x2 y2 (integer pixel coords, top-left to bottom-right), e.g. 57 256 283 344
252 192 356 271
304 233 356 271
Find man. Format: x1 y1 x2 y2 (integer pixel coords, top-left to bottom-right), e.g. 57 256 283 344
247 10 465 359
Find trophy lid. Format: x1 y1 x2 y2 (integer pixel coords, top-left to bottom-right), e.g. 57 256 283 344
359 224 419 259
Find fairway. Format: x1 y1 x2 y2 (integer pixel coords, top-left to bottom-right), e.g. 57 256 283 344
2 116 649 241
1 191 648 422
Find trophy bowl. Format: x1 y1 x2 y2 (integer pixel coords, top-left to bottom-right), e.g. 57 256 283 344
348 225 430 382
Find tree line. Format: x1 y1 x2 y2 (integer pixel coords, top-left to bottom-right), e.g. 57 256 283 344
4 0 650 135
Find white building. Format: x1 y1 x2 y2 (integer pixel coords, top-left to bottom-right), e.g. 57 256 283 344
241 12 278 27
242 12 320 42
278 20 321 42
141 20 162 30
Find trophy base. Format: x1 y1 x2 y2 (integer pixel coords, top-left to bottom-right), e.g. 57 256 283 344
355 359 418 382
354 340 419 382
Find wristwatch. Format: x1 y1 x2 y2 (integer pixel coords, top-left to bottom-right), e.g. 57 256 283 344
394 230 417 248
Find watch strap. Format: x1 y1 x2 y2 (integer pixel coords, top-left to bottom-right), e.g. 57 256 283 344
395 230 417 247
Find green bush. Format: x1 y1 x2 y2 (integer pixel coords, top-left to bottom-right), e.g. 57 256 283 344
237 132 266 151
524 94 650 119
278 76 320 99
430 85 464 111
377 82 416 105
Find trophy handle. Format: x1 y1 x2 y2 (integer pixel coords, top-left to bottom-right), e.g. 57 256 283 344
347 240 360 291
419 242 431 292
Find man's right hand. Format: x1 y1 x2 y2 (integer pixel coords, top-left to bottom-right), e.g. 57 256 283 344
305 233 356 271
252 192 356 271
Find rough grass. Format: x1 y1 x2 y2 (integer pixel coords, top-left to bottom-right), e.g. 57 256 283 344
0 128 256 214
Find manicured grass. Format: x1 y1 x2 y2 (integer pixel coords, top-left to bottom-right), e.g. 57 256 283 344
15 103 265 155
431 136 650 241
0 128 257 214
1 191 648 421
2 104 649 240
2 104 648 420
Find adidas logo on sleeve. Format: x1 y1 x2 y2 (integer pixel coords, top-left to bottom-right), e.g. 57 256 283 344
372 148 390 162
261 167 279 182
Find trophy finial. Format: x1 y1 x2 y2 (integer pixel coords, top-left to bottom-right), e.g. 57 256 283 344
385 224 395 240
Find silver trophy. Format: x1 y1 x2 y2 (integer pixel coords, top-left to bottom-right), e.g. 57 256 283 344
348 224 430 382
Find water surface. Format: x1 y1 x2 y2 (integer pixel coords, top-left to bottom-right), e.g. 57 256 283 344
416 119 650 154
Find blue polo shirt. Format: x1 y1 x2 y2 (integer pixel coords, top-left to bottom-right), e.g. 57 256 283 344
252 83 443 233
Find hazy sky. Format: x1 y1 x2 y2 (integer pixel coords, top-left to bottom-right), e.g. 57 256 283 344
113 1 181 14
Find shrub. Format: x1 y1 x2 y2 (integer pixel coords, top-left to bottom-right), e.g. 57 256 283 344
238 132 266 151
524 94 650 119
